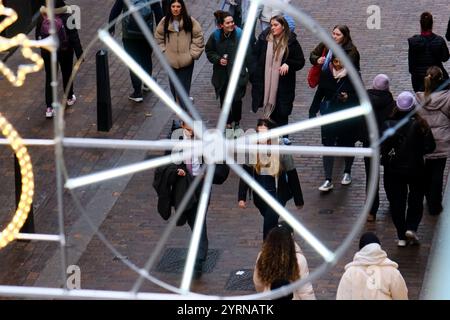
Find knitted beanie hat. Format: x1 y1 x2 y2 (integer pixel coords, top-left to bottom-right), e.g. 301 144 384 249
372 74 390 91
396 91 416 112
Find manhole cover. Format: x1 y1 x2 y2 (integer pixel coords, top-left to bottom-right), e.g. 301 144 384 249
154 248 220 274
224 269 256 291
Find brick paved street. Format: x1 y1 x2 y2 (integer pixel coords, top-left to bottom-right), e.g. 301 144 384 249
0 0 449 300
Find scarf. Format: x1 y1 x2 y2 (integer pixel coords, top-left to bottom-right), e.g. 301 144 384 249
263 37 285 119
332 66 348 79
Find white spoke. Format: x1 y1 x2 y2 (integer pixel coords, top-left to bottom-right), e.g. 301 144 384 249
217 0 261 131
64 152 190 190
98 30 202 138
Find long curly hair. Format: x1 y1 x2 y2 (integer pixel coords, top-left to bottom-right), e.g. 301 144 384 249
256 226 300 285
163 0 193 42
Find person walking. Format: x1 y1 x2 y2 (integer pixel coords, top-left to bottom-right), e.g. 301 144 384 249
381 92 436 247
408 12 449 92
253 225 316 300
336 232 408 300
155 0 204 109
238 119 304 239
36 0 83 118
361 74 396 221
416 67 450 216
206 11 249 132
250 15 305 145
109 0 163 103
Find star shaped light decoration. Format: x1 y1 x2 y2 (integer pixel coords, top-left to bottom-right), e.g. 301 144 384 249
0 1 47 87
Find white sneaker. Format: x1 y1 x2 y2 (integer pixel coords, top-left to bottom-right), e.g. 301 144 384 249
189 96 194 103
67 94 76 106
341 173 352 185
319 180 334 192
405 230 420 245
397 240 407 247
45 107 54 118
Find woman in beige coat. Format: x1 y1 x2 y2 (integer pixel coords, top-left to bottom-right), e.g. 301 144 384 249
155 0 204 107
336 232 408 300
253 225 316 300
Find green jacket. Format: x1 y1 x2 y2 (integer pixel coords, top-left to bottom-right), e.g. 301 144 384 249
205 28 250 100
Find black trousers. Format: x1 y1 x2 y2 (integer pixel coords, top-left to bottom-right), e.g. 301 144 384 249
254 175 280 240
123 38 153 94
42 49 74 108
424 157 447 215
363 140 380 216
411 74 425 93
219 87 242 125
169 63 194 110
384 169 425 240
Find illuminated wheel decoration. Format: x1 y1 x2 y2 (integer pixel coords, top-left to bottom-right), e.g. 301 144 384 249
0 0 381 300
0 114 34 248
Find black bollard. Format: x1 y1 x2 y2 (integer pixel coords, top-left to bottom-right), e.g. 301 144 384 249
96 49 112 132
15 155 34 234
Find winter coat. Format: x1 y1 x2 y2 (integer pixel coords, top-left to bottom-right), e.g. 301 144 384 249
250 29 305 115
205 28 249 100
36 5 83 58
417 89 450 159
238 153 304 208
447 18 450 42
408 33 450 81
336 243 408 300
253 243 316 300
155 16 204 69
310 41 361 71
381 112 436 175
258 0 291 24
108 0 163 40
152 163 197 222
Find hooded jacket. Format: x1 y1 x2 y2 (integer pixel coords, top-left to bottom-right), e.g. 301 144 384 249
336 243 408 300
35 5 83 58
253 242 316 300
155 16 205 69
417 89 450 159
408 33 450 80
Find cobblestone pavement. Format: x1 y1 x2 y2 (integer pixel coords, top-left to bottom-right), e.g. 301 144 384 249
0 0 449 300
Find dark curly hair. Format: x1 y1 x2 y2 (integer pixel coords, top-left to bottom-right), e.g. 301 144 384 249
256 226 300 285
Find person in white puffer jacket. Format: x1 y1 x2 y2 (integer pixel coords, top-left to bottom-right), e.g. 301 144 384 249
336 232 408 300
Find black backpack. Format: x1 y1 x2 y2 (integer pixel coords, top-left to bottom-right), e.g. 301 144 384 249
380 119 411 172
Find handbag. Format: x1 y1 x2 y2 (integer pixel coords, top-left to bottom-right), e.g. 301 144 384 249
307 48 327 88
319 79 347 115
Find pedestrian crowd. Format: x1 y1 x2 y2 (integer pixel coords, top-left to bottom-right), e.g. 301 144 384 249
35 0 450 300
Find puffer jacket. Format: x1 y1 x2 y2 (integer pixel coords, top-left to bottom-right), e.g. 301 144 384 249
336 243 408 300
408 33 450 80
417 89 450 159
253 242 316 300
155 16 204 69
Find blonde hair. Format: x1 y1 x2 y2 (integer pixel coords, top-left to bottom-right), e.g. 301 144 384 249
424 66 443 98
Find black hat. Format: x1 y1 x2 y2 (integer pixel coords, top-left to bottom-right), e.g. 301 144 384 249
359 232 381 250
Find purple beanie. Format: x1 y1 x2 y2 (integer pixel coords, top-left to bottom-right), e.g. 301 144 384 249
372 74 390 91
396 91 416 112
